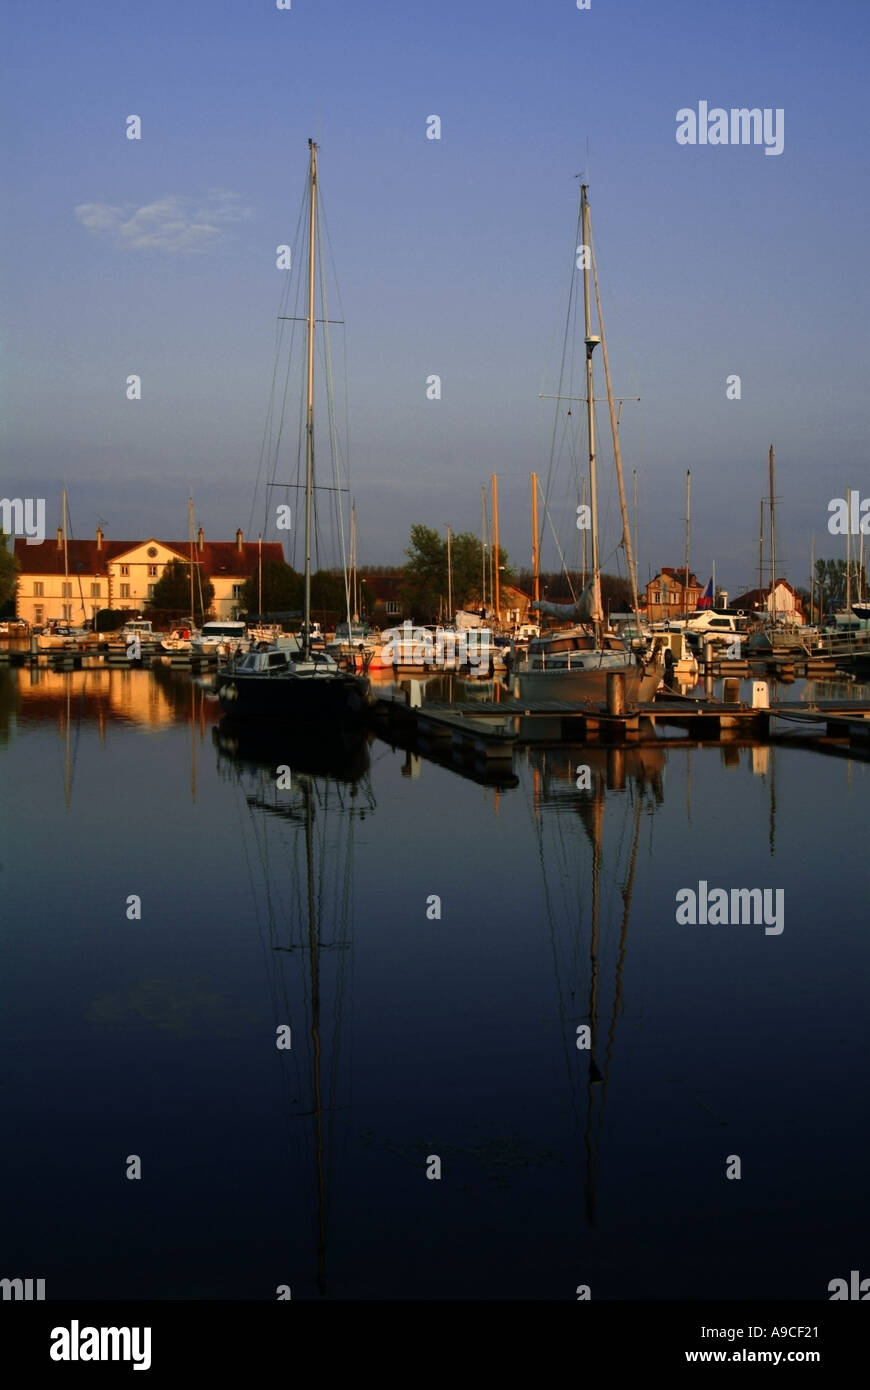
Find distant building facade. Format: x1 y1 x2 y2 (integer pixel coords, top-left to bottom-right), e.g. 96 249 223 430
356 574 408 626
644 567 702 622
732 579 805 623
12 526 283 626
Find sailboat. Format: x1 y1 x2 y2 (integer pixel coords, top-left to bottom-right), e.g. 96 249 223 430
514 184 662 704
215 141 370 727
36 489 93 650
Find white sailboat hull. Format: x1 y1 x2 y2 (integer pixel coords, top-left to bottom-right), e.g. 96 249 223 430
513 657 660 705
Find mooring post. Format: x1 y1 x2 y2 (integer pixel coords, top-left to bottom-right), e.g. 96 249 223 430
607 670 626 716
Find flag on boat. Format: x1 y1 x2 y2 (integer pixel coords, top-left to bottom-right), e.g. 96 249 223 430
697 577 713 609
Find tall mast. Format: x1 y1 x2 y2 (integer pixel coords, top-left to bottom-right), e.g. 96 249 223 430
491 472 500 624
350 502 358 622
530 473 540 604
478 486 483 611
446 524 453 621
768 445 776 619
632 469 639 600
684 469 691 615
810 534 815 624
580 186 603 634
758 498 764 597
590 212 639 622
580 475 588 587
258 533 263 617
62 486 69 619
846 487 852 619
303 139 318 660
188 497 195 621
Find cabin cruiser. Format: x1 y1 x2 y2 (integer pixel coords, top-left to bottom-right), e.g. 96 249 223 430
371 623 497 674
684 610 749 652
107 618 161 647
190 620 248 657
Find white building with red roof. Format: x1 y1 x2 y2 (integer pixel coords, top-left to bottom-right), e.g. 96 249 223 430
12 526 284 627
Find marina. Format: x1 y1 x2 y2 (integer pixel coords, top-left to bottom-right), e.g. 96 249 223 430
3 0 869 1335
2 656 868 1304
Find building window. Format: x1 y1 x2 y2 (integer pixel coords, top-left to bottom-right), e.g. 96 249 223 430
120 565 130 577
148 565 157 577
232 584 242 600
34 581 44 597
385 600 400 614
34 605 43 625
61 581 72 597
91 583 101 598
147 585 156 600
120 583 130 599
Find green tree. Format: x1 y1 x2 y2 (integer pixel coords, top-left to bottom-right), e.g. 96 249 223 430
401 524 444 619
600 574 634 613
814 557 865 616
310 569 347 613
0 531 19 611
241 561 303 615
402 524 510 619
151 558 214 622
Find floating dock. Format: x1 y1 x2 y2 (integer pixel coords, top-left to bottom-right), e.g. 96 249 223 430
0 646 218 671
369 688 870 762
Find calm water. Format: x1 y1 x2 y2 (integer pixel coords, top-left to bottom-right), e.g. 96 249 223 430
1 662 868 1300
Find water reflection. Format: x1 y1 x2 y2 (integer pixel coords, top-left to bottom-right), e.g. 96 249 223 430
9 661 221 731
523 744 664 1226
213 721 375 1295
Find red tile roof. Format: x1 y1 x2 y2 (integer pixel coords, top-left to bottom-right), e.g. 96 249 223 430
13 537 285 575
653 567 702 586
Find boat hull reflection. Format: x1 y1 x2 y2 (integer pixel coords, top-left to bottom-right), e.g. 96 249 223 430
213 716 371 782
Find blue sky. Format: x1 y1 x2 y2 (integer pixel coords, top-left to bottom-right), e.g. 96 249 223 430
2 0 868 595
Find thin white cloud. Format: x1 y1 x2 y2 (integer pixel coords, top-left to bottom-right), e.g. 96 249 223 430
74 190 255 252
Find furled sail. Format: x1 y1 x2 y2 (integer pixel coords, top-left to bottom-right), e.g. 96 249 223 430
531 573 604 624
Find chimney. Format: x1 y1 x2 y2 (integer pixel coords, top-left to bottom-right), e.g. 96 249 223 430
236 527 243 554
57 526 63 550
96 526 103 551
198 526 204 552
